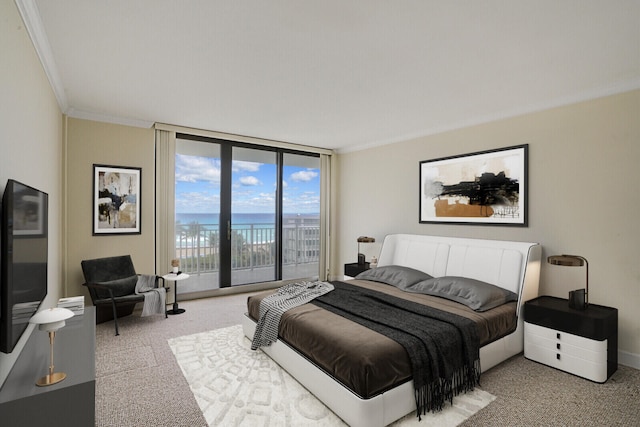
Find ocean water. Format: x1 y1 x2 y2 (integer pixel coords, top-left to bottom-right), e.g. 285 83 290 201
176 213 319 226
176 213 320 247
177 213 273 226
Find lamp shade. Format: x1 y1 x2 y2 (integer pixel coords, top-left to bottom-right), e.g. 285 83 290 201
547 255 586 267
30 307 74 332
547 254 589 309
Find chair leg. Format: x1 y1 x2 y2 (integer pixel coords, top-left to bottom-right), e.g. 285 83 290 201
110 301 120 336
164 287 168 318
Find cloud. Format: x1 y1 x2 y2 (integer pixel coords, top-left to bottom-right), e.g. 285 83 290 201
175 191 220 213
290 170 318 182
257 192 275 201
176 155 221 183
233 161 261 172
175 156 320 214
239 176 260 186
283 192 320 212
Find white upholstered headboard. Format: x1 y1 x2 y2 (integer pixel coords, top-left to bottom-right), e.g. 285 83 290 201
377 234 542 315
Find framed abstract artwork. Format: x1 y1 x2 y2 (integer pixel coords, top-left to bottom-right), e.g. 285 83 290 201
419 144 528 226
93 164 141 235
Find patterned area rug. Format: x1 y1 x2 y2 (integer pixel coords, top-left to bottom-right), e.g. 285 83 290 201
168 325 495 426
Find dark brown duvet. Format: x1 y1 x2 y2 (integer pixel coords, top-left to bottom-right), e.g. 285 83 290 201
247 279 517 399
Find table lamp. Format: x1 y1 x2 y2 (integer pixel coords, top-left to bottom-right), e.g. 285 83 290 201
547 254 588 310
30 307 75 386
357 236 375 265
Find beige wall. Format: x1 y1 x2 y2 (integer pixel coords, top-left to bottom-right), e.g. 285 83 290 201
62 92 640 366
1 0 63 382
334 90 640 362
65 118 155 301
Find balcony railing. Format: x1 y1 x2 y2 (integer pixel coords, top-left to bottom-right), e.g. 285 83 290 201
175 221 320 275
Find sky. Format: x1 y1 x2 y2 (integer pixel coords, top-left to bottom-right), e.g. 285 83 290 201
175 154 320 214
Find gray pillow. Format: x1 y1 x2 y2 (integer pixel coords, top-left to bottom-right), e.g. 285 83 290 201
94 275 139 299
406 276 518 311
355 265 432 288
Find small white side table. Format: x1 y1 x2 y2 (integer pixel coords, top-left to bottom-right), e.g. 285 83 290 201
162 273 190 315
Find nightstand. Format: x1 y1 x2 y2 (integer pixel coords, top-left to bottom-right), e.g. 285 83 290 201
344 262 370 279
524 295 617 383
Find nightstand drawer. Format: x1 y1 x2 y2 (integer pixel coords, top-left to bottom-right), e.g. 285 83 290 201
525 323 607 363
523 296 617 382
524 341 608 382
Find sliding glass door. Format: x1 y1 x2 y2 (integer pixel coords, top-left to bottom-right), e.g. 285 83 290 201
174 135 320 294
282 153 320 280
230 146 277 285
174 138 222 291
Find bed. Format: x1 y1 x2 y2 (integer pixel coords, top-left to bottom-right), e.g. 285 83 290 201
242 234 541 426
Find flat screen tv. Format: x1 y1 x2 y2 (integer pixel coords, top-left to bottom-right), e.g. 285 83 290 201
0 179 48 354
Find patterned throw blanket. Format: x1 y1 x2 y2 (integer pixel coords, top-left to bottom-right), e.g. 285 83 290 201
312 281 481 419
251 281 334 350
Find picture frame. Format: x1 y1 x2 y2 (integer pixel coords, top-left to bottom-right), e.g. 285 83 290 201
419 144 528 226
93 164 141 235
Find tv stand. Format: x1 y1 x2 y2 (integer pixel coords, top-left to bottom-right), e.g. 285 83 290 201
0 307 95 426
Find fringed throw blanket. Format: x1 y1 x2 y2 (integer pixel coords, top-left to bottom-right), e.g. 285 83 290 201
251 281 334 350
135 274 166 317
312 281 480 419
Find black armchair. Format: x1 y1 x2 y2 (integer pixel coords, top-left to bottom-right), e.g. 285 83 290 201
81 255 167 336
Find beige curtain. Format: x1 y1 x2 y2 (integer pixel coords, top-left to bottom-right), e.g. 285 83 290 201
154 128 176 280
319 153 331 280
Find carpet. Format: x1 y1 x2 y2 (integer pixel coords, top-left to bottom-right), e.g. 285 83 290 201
168 325 495 426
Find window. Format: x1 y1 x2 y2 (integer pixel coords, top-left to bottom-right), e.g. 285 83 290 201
172 134 321 295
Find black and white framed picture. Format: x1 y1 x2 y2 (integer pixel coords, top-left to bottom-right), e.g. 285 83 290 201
93 164 141 235
419 144 528 226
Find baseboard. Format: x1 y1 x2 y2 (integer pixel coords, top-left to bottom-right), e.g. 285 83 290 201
619 350 640 370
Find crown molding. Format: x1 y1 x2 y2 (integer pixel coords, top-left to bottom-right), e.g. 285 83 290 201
15 0 68 112
66 108 154 129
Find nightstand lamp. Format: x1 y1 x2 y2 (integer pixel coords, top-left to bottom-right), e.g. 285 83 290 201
357 236 375 265
30 307 75 386
547 254 588 310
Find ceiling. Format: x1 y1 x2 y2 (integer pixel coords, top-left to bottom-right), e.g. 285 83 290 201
19 0 640 152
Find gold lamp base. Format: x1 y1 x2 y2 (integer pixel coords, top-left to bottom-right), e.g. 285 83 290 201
30 308 75 388
36 371 66 387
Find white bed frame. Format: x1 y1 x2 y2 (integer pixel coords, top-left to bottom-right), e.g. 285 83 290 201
243 234 541 427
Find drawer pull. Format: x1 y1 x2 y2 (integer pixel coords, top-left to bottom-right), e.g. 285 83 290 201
557 353 561 360
556 332 561 339
556 343 561 350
